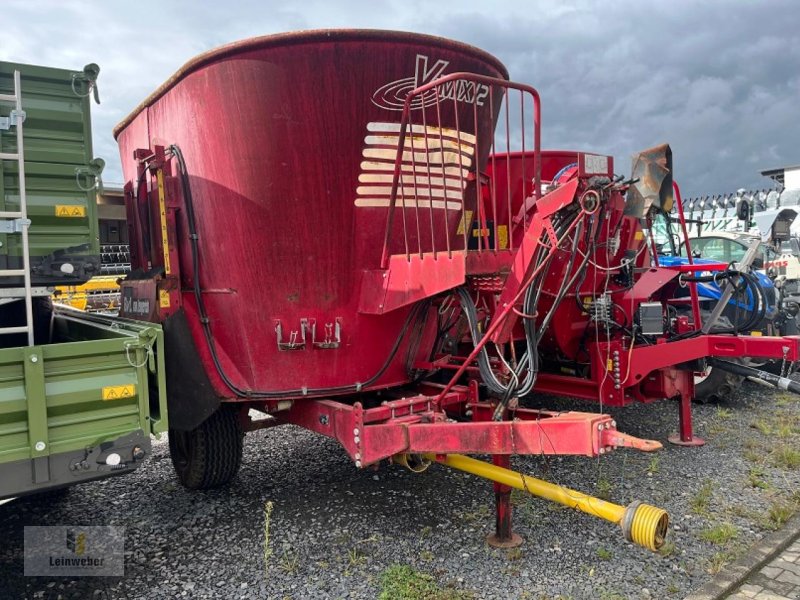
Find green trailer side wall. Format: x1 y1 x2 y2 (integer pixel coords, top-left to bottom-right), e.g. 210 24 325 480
0 310 167 498
0 61 101 285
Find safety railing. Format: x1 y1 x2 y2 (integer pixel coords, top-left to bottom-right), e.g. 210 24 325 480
377 72 541 269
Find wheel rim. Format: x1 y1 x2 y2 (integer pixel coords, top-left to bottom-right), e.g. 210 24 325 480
694 367 712 385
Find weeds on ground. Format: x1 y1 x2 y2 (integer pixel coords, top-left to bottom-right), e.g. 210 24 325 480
746 466 770 490
419 550 434 562
760 499 798 531
280 552 299 575
646 456 659 475
598 591 627 600
699 523 738 545
263 500 274 575
506 547 523 561
595 547 613 561
715 406 733 420
776 392 799 406
690 481 714 515
666 581 680 595
459 504 491 523
595 475 613 500
658 540 676 558
705 550 735 575
751 413 800 437
378 565 474 600
770 444 800 470
347 547 367 569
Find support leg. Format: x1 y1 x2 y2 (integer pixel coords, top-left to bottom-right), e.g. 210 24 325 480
668 392 705 447
486 454 523 548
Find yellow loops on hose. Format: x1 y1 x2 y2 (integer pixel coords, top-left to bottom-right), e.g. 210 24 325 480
629 503 669 551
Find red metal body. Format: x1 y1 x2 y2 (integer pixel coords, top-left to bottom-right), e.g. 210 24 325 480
114 29 799 468
115 30 507 398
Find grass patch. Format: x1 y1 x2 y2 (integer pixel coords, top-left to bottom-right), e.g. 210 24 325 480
280 552 299 574
459 505 491 523
596 547 613 561
379 565 474 600
263 501 274 575
595 475 613 501
347 547 367 568
705 551 735 575
770 444 800 470
776 392 799 406
716 406 733 419
760 500 798 531
699 523 738 545
690 481 714 515
751 418 772 436
658 540 676 558
751 413 800 437
746 466 770 490
647 456 659 475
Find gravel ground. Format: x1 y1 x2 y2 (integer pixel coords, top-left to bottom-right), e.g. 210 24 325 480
1 379 799 600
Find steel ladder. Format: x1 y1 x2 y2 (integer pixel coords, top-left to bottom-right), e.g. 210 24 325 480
0 70 34 346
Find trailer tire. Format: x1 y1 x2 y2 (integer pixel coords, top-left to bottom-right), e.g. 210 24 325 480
694 360 744 404
169 406 243 490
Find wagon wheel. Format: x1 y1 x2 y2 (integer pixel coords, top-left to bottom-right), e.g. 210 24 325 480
168 405 243 489
693 359 744 404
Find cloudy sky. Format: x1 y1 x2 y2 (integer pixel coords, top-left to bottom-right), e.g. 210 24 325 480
3 0 798 196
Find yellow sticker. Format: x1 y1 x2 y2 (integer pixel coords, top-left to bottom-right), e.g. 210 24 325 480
607 359 614 371
497 225 509 250
102 384 136 401
159 289 171 308
634 230 644 241
750 331 763 337
55 205 86 218
456 210 474 235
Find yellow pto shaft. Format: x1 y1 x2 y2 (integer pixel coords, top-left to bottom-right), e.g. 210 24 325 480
421 453 669 551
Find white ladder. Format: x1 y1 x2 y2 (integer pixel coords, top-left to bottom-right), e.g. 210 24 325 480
0 70 34 346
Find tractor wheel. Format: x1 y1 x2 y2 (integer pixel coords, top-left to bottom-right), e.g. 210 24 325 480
169 405 243 490
693 360 744 404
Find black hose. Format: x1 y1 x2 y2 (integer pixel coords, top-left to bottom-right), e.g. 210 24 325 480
708 358 800 394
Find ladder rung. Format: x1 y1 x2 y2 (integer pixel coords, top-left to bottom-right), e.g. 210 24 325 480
0 211 23 218
0 93 16 103
0 152 20 161
0 326 31 335
0 269 26 277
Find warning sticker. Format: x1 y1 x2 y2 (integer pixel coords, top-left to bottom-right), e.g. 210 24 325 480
55 205 86 218
101 384 136 401
159 289 170 308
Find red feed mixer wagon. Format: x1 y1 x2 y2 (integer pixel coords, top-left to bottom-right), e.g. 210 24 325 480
113 29 800 551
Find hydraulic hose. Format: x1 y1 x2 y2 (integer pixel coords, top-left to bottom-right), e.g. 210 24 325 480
708 358 800 394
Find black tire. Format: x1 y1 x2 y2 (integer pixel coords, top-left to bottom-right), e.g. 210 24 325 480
168 405 243 490
694 361 743 404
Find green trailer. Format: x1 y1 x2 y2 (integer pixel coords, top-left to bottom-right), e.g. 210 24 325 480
0 309 166 499
0 60 102 288
0 60 165 500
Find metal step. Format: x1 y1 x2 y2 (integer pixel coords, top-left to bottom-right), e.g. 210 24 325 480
0 326 32 335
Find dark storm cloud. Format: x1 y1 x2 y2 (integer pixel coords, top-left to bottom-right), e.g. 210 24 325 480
2 0 798 195
426 1 800 195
